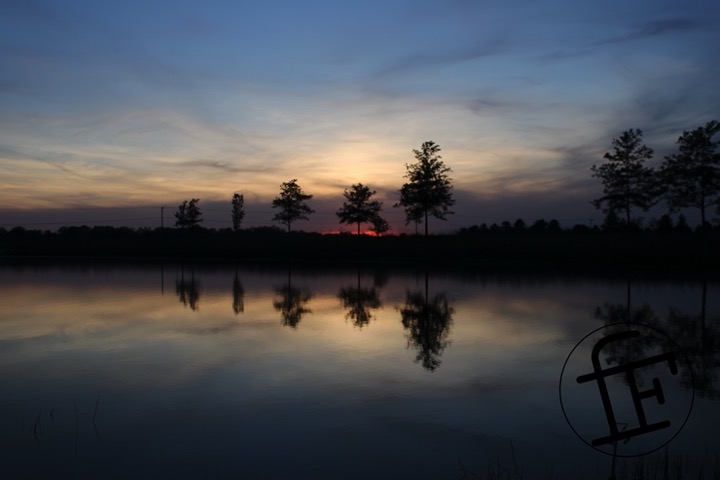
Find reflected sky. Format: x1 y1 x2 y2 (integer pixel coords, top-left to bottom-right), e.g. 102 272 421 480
0 265 718 478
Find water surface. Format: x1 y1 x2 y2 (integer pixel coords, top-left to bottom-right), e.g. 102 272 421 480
0 264 718 479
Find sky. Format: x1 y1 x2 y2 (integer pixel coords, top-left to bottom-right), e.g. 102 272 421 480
1 0 719 233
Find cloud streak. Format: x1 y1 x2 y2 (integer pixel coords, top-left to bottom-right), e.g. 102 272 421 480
594 18 698 46
1 0 719 230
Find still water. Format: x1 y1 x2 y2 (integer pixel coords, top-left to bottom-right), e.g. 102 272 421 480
0 263 718 479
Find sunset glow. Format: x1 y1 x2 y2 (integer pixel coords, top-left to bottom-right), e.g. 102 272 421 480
1 1 718 232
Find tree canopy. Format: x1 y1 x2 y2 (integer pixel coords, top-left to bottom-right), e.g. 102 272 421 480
395 141 455 236
369 215 391 236
660 120 720 227
336 183 383 235
591 129 656 227
231 193 245 231
174 198 203 228
271 179 315 232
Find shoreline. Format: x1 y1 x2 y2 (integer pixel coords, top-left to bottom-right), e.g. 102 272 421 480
1 227 718 278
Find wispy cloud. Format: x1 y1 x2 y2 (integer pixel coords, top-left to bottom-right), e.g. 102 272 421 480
374 40 510 77
1 0 719 229
177 160 275 174
594 18 697 46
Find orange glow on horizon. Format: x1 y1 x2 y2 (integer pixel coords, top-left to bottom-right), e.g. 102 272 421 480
319 229 384 236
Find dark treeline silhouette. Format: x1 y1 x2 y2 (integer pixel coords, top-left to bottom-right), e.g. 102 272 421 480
171 125 718 238
2 222 719 272
3 124 719 266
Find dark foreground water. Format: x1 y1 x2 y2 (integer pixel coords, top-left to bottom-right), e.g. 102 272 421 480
0 263 718 479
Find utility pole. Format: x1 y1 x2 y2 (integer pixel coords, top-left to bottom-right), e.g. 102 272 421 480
161 206 164 228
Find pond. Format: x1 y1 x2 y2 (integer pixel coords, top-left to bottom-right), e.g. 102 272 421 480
0 263 718 479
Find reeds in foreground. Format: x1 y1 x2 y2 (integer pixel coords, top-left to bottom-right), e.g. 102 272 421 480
459 447 720 480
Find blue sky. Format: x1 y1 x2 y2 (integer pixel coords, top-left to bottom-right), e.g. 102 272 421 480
1 0 719 232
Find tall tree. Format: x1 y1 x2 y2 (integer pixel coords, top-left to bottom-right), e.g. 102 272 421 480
395 141 455 236
174 198 203 228
336 183 383 234
660 120 720 228
231 193 245 231
591 129 656 227
271 179 315 232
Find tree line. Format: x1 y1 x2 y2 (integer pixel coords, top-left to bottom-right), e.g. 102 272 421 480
173 140 455 235
3 122 718 239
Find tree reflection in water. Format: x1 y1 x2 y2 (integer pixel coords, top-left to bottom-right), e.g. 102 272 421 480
400 272 454 372
273 269 312 329
232 271 245 315
665 282 720 399
594 303 660 379
595 280 720 398
176 267 201 311
338 270 382 329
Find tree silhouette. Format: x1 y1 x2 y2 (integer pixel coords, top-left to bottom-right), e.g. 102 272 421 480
175 198 203 228
591 129 656 228
369 215 391 236
336 183 383 235
601 208 623 231
231 193 245 231
338 271 382 328
271 179 315 233
396 141 454 236
399 272 454 371
273 270 312 328
660 120 720 228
